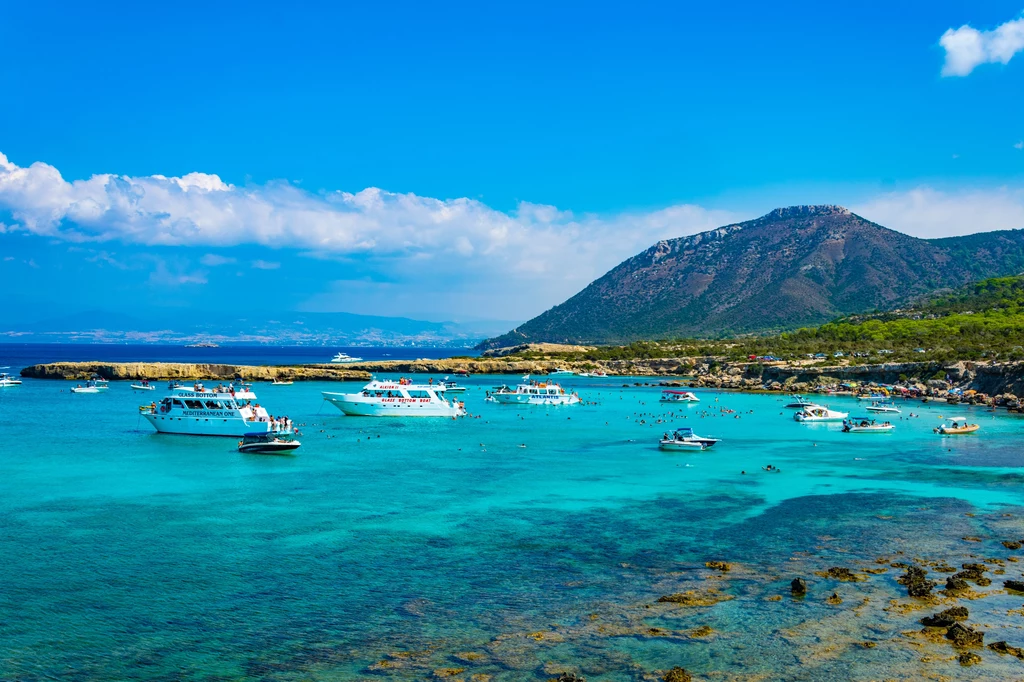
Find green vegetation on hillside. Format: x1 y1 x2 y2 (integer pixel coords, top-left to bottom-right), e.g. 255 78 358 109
507 274 1024 364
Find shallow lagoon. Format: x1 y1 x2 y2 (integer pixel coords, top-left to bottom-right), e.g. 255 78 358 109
2 375 1024 680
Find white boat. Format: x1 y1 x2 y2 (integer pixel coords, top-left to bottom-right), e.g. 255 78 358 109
437 379 466 393
322 378 466 417
330 352 364 364
856 393 888 401
490 380 581 406
783 395 813 409
843 417 895 433
865 401 901 414
577 371 608 378
131 381 155 391
547 368 576 377
794 405 848 422
71 380 104 394
933 417 980 435
660 390 699 403
271 379 294 386
661 426 719 448
238 431 301 454
142 386 292 437
0 372 22 387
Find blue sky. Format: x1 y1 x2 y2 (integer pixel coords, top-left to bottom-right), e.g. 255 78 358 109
2 1 1024 324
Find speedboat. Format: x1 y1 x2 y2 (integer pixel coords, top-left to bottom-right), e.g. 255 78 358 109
330 352 364 364
856 392 887 401
131 381 155 391
238 431 301 454
843 417 895 433
663 426 719 448
866 401 901 414
783 394 813 409
659 437 706 451
577 371 608 378
271 379 294 386
794 405 848 422
547 368 576 377
322 378 466 417
934 417 980 435
490 380 580 406
660 390 699 403
438 378 466 393
0 372 22 387
142 385 293 437
71 381 103 394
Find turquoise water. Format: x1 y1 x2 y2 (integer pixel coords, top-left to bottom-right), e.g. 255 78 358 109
3 376 1024 680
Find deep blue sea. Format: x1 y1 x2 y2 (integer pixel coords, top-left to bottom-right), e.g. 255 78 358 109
2 359 1024 680
0 343 477 369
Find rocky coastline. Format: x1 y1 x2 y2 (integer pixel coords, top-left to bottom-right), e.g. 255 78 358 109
19 361 371 382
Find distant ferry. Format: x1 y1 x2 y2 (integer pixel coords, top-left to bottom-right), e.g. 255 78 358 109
142 384 291 436
330 352 364 364
490 380 580 406
322 378 465 417
185 342 219 348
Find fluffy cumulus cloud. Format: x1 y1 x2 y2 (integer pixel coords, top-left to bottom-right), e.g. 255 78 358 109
853 187 1024 238
940 13 1024 76
0 151 740 313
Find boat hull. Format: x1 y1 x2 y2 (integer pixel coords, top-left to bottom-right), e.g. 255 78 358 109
238 442 301 454
936 425 980 434
322 393 465 417
131 385 155 391
492 393 580 406
659 440 705 451
143 413 281 437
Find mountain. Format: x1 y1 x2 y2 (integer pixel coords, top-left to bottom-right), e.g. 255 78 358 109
480 205 1024 347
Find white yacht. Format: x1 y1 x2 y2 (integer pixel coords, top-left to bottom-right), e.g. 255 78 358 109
142 385 292 436
547 368 576 377
71 380 104 394
577 371 608 378
660 426 720 448
843 417 895 433
865 401 901 414
490 380 580 406
793 405 849 422
131 380 155 391
0 372 22 387
322 378 466 417
330 352 364 364
783 394 813 409
660 390 699 403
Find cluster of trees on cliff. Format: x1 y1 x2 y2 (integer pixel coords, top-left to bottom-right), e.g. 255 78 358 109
510 275 1024 364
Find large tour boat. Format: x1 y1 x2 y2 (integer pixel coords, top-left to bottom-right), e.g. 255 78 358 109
321 378 466 417
142 385 292 437
490 380 580 406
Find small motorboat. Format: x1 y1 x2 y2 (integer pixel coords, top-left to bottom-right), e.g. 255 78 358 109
71 383 101 394
843 417 895 433
0 372 22 387
783 394 812 409
934 417 980 435
438 378 466 393
271 379 294 386
856 392 887 401
866 401 901 414
237 431 301 454
548 368 576 376
664 426 720 448
577 371 608 378
131 382 155 391
794 405 848 422
660 390 699 403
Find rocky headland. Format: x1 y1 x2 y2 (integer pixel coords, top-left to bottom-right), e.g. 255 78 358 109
19 361 370 382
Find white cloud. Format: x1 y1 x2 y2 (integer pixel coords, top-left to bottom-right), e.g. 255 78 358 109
940 14 1024 76
200 253 236 266
251 259 280 270
853 187 1024 238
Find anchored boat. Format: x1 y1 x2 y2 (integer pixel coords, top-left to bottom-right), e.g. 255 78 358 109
238 431 301 454
934 416 980 435
322 378 466 417
843 417 895 433
547 368 576 377
131 380 155 391
330 352 364 364
71 380 104 394
783 394 813 409
142 386 292 437
660 426 720 449
794 405 849 422
0 372 22 387
660 390 700 403
865 401 901 414
490 380 580 406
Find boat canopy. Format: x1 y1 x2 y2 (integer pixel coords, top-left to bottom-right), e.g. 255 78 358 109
946 416 968 422
673 426 694 433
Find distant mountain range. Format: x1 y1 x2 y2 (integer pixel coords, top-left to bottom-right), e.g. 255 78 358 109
1 309 516 347
480 205 1024 347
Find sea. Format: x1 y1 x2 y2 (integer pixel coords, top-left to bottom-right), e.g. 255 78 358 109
2 346 1024 680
